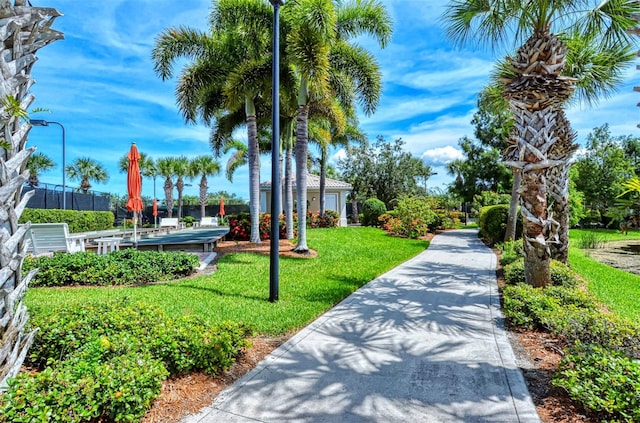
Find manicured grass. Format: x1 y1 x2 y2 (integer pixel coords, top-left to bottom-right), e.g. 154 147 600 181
25 226 428 335
568 228 640 321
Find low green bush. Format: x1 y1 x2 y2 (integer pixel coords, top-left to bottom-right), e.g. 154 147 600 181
1 299 253 422
22 249 199 287
575 231 607 249
379 196 437 238
553 343 640 422
361 198 386 227
497 239 523 266
20 209 114 232
226 212 294 241
503 258 579 287
478 204 522 245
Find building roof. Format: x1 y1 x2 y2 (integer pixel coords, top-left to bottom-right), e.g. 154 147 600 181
260 173 352 190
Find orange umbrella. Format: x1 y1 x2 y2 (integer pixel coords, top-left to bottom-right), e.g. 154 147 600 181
126 142 143 244
152 198 158 228
219 197 225 216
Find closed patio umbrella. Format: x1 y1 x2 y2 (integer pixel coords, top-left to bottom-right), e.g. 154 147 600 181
219 197 225 217
152 198 158 228
126 142 143 245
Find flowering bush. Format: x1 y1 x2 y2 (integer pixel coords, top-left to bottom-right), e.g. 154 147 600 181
380 196 437 238
307 210 339 228
226 213 294 241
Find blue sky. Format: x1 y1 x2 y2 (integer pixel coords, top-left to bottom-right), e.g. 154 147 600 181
27 0 640 202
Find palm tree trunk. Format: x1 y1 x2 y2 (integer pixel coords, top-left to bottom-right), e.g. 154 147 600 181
319 146 327 215
164 177 174 218
294 104 310 253
504 168 521 242
285 140 294 239
176 177 184 219
351 194 359 224
199 175 207 218
247 112 261 244
0 2 62 391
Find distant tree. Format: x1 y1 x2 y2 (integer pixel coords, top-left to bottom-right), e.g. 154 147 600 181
190 155 221 218
573 124 635 222
156 157 176 218
65 157 108 194
206 191 246 205
26 152 55 187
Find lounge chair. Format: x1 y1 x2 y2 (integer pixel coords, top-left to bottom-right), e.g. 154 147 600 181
198 216 218 227
25 223 86 254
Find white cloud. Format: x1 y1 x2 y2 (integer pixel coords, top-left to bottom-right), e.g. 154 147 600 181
421 146 463 166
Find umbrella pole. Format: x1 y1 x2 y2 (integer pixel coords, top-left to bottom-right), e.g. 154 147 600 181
133 211 138 247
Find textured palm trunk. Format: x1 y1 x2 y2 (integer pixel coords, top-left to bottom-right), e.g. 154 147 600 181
285 142 294 239
504 168 521 242
247 113 261 244
319 147 327 215
164 177 174 218
0 2 62 390
176 177 184 219
502 31 575 287
199 176 207 218
351 195 359 224
294 104 309 252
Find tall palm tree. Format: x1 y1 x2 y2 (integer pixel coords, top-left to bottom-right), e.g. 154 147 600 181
25 152 55 187
444 0 638 287
285 0 392 253
172 156 191 219
153 0 273 244
190 155 221 218
156 157 176 218
65 157 108 194
0 2 62 390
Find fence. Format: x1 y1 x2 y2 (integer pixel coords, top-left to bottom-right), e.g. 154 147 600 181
22 185 110 211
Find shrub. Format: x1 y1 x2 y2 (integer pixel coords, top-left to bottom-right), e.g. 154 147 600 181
226 213 294 241
181 215 196 226
471 191 511 217
575 231 607 249
361 198 386 227
308 210 339 228
502 259 578 287
6 299 253 422
22 249 199 287
478 204 522 245
497 239 523 266
553 343 640 422
379 196 436 238
20 209 114 232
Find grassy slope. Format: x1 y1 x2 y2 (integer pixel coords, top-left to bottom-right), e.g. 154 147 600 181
569 229 640 320
25 226 428 335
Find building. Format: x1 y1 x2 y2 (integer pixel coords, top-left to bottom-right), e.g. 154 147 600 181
260 173 352 226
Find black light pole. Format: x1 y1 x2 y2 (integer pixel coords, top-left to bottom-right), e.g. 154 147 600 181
269 0 283 302
30 119 66 210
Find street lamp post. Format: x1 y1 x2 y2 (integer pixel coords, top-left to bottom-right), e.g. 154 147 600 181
269 0 283 302
30 119 66 210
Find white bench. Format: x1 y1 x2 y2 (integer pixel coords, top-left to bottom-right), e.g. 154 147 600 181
25 223 86 254
198 216 218 227
159 217 184 229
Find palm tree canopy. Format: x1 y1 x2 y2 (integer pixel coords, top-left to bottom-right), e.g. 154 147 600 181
190 155 221 178
65 157 108 185
26 152 55 175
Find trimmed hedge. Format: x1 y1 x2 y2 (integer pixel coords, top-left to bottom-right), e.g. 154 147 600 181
478 204 522 245
20 208 114 232
361 198 386 227
503 258 579 287
0 299 252 422
22 249 199 287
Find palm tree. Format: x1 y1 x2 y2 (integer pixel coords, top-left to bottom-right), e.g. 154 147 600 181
156 157 176 218
190 155 221 218
65 157 108 194
172 156 191 219
444 0 638 287
286 0 392 253
152 0 273 244
0 3 62 390
25 152 55 187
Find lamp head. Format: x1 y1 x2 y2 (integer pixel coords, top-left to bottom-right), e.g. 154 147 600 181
29 119 49 126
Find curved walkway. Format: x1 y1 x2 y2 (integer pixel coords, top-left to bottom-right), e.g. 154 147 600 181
184 229 540 422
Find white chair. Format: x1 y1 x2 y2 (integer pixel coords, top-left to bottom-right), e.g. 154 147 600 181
25 223 86 254
159 217 184 229
198 216 218 227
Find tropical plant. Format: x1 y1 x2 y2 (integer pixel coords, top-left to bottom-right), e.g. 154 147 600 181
65 157 108 194
172 155 191 219
190 155 221 218
285 0 392 253
443 0 639 287
25 152 55 188
156 157 176 218
0 2 62 391
152 0 274 244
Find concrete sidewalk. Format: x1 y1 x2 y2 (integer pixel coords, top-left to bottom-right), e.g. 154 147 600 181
183 229 540 422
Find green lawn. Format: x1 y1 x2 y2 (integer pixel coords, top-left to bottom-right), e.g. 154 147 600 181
26 226 428 335
569 228 640 320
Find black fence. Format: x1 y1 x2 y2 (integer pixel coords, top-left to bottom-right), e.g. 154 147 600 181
22 186 110 211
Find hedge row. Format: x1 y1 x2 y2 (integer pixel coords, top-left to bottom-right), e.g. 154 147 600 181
22 249 199 287
0 299 252 422
20 208 114 232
